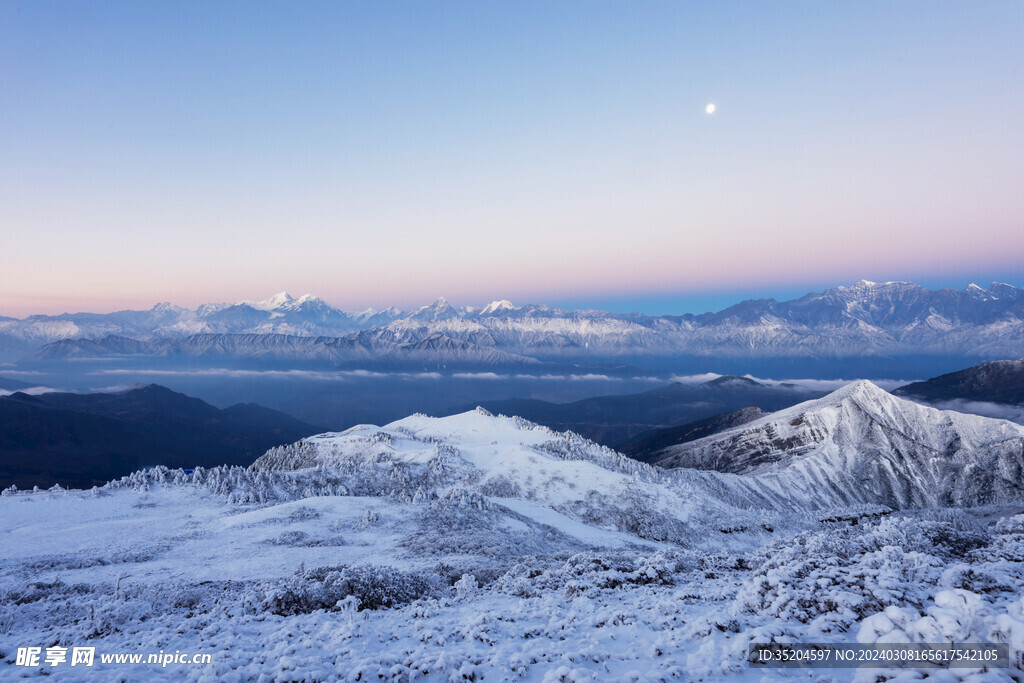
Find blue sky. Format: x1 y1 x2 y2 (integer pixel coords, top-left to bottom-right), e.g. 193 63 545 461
2 1 1022 316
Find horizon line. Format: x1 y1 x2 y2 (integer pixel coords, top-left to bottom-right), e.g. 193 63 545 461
3 278 1021 320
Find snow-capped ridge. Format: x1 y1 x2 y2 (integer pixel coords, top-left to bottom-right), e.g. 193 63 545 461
654 381 1024 508
11 280 1024 367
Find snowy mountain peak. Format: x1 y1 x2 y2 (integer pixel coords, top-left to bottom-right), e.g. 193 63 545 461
410 297 458 320
251 292 296 310
828 378 888 400
839 279 913 293
415 297 449 311
150 302 187 314
479 300 516 315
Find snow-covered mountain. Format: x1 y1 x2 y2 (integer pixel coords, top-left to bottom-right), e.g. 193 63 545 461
10 281 1024 369
0 292 373 350
373 280 1024 362
653 381 1024 508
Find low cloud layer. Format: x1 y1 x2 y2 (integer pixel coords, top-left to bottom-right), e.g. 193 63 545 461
922 399 1024 424
0 385 58 397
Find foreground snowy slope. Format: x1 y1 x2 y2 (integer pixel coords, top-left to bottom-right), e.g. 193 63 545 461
2 393 1024 680
654 381 1024 508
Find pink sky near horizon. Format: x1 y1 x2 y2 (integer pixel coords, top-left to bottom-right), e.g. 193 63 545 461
2 2 1022 318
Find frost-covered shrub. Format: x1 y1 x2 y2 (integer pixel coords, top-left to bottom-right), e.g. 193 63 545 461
477 475 522 497
917 510 991 557
855 514 990 558
994 514 1024 535
562 551 683 588
617 490 688 543
941 564 1017 594
106 464 349 503
274 505 322 522
264 530 345 547
355 507 380 529
257 565 437 615
4 580 93 606
534 434 652 481
489 550 689 601
991 595 1024 671
102 428 485 504
562 486 689 544
24 548 159 571
734 523 946 625
431 562 503 588
857 590 995 645
454 574 479 600
254 440 320 470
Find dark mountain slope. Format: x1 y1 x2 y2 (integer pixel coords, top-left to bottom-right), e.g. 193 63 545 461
620 407 768 463
0 385 325 490
0 376 35 391
894 359 1024 405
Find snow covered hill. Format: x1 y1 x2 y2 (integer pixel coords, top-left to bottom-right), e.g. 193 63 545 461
2 400 1024 679
654 381 1024 508
250 409 786 545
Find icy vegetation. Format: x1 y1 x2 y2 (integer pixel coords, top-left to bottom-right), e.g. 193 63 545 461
2 386 1024 680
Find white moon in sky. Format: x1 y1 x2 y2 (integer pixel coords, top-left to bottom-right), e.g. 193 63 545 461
705 103 716 114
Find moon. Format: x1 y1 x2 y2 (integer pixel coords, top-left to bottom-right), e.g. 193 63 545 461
705 103 716 114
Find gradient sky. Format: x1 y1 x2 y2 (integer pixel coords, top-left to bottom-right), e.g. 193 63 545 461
2 1 1023 317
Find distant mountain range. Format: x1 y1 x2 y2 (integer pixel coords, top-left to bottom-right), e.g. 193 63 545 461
5 281 1024 375
0 384 324 489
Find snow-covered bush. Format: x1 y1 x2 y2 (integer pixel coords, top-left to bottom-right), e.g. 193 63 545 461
264 529 346 547
734 521 946 626
257 565 437 615
453 574 479 600
854 513 990 558
941 564 1017 594
994 514 1024 535
487 550 690 601
477 475 522 497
